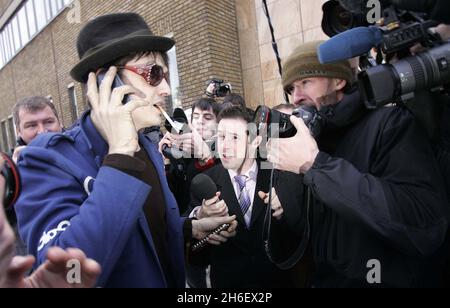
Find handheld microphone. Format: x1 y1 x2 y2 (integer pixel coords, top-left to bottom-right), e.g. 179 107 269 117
318 26 383 63
191 173 217 203
172 108 189 125
190 173 230 252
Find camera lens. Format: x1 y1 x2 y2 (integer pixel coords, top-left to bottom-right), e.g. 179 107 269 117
1 152 21 210
331 6 354 33
322 0 370 37
359 43 450 108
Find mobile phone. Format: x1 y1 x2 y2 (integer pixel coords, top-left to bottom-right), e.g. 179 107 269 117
97 70 131 104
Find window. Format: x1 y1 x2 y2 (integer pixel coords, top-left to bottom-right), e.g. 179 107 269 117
56 0 64 12
0 0 73 69
44 0 51 21
68 84 78 121
7 117 16 149
1 120 9 152
166 40 181 111
18 8 30 46
49 0 58 18
5 24 14 58
34 0 47 31
25 1 37 38
11 16 21 52
0 35 5 66
1 32 9 62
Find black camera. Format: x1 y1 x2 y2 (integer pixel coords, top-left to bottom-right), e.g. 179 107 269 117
321 0 371 37
205 78 232 98
1 152 21 211
254 105 325 139
321 0 450 109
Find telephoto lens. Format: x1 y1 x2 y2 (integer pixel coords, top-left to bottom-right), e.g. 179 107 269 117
0 152 21 210
359 43 450 108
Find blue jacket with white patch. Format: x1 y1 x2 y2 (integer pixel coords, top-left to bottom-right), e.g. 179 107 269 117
15 111 186 288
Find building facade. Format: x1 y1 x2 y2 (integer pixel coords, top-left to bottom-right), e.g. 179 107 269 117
0 0 327 152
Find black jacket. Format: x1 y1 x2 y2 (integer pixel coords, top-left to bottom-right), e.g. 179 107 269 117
436 96 450 201
304 91 449 287
188 164 301 288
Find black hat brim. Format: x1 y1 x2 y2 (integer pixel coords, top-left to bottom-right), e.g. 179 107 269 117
70 35 175 83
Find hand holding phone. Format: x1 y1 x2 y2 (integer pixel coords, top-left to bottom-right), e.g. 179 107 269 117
97 70 131 105
87 67 148 156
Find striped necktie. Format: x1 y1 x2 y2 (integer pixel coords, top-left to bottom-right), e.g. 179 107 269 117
234 175 251 216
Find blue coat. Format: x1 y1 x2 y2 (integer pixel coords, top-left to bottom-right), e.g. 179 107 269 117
15 112 186 288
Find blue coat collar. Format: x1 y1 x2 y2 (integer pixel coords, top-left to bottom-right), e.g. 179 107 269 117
79 111 109 167
79 111 168 184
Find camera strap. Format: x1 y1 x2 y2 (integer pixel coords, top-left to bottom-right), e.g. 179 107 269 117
262 168 311 270
262 0 289 103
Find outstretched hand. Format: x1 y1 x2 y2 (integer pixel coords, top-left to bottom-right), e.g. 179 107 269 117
3 247 101 288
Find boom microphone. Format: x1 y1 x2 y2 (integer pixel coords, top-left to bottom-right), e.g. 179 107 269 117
318 26 383 63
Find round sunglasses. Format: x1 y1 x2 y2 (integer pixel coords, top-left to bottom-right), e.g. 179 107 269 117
119 63 169 87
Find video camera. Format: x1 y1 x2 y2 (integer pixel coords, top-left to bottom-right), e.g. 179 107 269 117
1 152 20 211
205 78 232 98
320 0 450 108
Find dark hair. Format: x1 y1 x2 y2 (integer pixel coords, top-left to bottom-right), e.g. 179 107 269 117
13 96 60 128
222 93 246 108
111 51 169 68
217 106 253 124
217 106 256 141
191 98 220 121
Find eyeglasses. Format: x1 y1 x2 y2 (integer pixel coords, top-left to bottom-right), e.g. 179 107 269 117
119 63 169 87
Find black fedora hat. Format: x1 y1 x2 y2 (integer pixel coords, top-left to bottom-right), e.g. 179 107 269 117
70 13 175 83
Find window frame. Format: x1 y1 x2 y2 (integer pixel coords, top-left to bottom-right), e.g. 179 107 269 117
0 0 74 70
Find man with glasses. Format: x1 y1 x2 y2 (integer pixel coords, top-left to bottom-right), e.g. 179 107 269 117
14 13 237 288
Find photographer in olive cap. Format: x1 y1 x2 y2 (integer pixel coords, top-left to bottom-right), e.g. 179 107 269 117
266 40 449 287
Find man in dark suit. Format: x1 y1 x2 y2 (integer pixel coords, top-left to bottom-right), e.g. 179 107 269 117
188 106 303 288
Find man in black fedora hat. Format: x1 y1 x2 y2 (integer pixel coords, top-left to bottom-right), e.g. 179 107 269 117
14 13 237 288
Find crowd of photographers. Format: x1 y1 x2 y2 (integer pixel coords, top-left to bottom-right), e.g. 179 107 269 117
1 0 450 288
